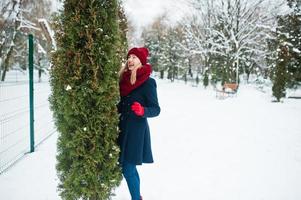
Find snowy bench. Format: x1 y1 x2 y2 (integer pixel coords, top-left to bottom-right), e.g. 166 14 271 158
216 83 239 98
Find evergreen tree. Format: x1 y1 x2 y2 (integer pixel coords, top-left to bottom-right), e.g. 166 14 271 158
272 46 289 102
272 0 301 101
117 1 128 62
143 32 160 72
49 0 124 199
142 15 165 73
285 0 301 88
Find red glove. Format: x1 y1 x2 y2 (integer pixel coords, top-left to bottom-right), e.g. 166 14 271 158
131 102 144 116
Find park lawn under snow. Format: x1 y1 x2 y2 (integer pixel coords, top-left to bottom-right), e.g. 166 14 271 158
0 78 301 200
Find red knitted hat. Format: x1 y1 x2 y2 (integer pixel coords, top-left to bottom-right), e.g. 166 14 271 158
127 47 149 65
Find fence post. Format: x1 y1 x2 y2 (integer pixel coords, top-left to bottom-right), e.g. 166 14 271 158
29 34 34 153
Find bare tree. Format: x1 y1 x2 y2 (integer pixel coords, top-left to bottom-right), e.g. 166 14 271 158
0 0 52 81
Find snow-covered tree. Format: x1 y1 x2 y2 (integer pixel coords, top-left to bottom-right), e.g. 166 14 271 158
142 14 192 81
0 0 53 81
272 46 288 101
272 0 301 101
184 0 287 85
163 26 186 82
142 14 169 77
282 0 301 88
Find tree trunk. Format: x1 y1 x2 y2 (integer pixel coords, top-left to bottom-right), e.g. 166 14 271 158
1 69 6 82
160 70 164 79
38 69 42 82
0 0 22 82
1 45 14 81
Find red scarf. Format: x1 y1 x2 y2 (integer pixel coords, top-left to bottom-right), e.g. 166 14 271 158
119 64 152 96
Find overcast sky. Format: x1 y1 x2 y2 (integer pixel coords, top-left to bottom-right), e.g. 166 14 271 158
123 0 190 27
123 0 190 44
50 0 190 32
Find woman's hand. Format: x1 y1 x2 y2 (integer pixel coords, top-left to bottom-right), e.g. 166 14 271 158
131 102 144 116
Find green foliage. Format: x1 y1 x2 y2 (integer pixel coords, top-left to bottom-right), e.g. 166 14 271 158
272 46 289 102
284 5 301 88
277 0 301 88
144 35 160 72
272 0 301 101
49 0 125 199
117 1 128 63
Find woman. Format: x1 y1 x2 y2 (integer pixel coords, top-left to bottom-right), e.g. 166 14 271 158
118 47 160 200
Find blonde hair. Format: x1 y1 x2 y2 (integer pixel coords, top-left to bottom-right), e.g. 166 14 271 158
118 62 141 85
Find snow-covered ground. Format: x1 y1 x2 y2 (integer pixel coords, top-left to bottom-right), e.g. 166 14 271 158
0 71 55 174
0 78 301 200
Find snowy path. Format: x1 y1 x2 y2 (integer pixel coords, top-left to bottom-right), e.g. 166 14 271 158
1 79 301 200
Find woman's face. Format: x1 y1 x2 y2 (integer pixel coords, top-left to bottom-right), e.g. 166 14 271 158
127 54 142 71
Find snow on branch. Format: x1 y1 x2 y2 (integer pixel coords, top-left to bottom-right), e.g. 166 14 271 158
38 18 57 50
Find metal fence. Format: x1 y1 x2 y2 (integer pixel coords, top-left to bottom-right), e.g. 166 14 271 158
0 35 55 174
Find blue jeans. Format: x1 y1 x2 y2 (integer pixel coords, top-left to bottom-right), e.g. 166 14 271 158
122 162 140 200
